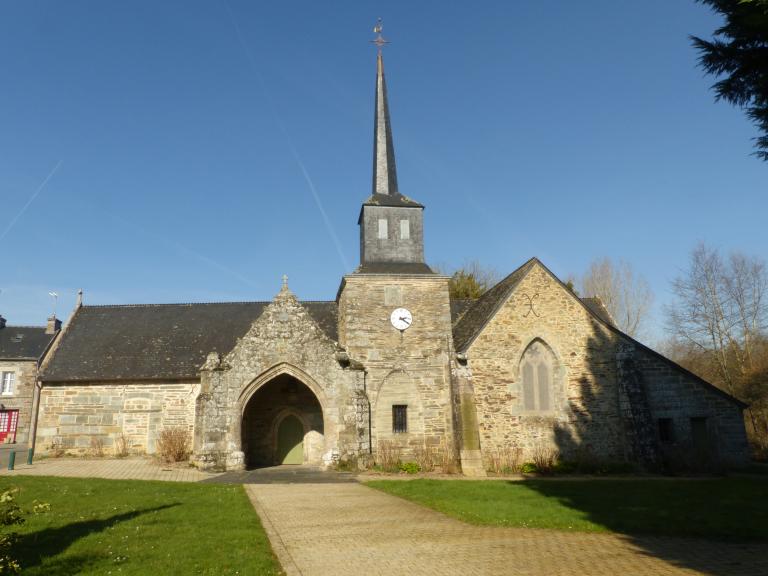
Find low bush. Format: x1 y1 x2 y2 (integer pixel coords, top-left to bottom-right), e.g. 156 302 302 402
156 427 190 464
487 446 522 475
399 461 421 474
113 433 131 458
413 444 436 472
375 440 402 473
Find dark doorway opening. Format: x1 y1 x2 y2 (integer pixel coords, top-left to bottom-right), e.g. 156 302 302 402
241 374 324 469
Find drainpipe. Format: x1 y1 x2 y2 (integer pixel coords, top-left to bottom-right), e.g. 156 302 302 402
364 370 372 455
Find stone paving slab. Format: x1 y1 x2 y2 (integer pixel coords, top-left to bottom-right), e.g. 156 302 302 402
245 482 768 576
0 456 220 483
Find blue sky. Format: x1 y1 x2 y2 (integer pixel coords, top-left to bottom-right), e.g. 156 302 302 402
0 1 765 343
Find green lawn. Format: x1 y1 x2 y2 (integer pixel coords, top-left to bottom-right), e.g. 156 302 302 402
367 477 768 541
3 476 282 575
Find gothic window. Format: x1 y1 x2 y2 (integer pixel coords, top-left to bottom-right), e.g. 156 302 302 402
378 218 388 239
519 340 556 412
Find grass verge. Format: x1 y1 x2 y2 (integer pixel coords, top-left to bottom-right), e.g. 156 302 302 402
367 477 768 541
4 475 282 575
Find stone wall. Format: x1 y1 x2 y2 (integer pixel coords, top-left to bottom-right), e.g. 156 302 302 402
462 261 749 468
0 359 37 445
463 263 626 465
36 381 199 455
192 285 366 470
338 274 455 459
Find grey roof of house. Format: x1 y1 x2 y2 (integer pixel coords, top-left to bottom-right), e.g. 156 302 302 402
0 326 55 360
452 258 538 353
355 262 435 275
41 301 338 382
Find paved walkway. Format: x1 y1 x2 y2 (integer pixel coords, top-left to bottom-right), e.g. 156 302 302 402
246 482 768 576
0 456 219 482
3 459 766 575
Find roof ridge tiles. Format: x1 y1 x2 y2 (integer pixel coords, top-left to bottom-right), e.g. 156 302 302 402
82 300 336 309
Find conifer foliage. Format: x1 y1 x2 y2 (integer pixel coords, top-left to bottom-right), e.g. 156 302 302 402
691 0 768 160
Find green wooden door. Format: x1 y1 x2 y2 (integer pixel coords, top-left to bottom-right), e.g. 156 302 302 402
277 415 304 465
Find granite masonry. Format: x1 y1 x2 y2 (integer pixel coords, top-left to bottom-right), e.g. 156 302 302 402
32 44 749 472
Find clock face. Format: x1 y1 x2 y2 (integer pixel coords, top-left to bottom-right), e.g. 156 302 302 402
390 308 413 331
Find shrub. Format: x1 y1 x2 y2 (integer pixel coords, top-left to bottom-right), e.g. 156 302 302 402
520 462 538 474
156 427 190 464
399 461 421 474
88 436 105 458
1 487 50 574
375 440 402 473
413 443 436 472
114 433 131 458
334 455 358 472
487 446 522 475
436 438 459 474
531 445 559 475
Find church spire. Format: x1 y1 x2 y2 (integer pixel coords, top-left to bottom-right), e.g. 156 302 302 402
371 20 399 197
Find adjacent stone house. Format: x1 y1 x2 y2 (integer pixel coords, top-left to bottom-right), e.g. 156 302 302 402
0 314 59 446
34 45 750 472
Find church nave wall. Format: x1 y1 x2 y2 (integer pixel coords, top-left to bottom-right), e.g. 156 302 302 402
36 381 199 456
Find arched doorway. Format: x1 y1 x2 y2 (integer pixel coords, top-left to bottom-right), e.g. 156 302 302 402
241 373 324 468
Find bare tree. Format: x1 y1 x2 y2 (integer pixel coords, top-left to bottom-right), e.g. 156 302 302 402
666 244 768 396
580 258 654 338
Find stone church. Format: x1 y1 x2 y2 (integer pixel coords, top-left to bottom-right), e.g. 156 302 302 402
32 44 749 474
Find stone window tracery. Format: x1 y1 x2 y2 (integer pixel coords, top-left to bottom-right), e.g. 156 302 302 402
519 340 556 412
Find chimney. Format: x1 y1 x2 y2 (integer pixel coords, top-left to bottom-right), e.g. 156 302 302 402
0 315 5 329
46 315 61 334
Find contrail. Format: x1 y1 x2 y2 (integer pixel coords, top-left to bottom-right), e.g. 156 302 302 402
102 209 259 289
0 160 63 242
221 0 351 272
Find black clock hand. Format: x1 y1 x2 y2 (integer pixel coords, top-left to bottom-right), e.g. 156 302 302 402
399 317 411 325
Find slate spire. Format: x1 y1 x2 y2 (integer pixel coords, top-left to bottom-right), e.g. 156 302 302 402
371 26 399 197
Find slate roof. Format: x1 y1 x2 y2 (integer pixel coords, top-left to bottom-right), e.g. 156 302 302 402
355 262 435 275
0 326 55 360
449 299 474 325
580 297 615 327
452 258 538 353
41 301 338 382
361 193 423 209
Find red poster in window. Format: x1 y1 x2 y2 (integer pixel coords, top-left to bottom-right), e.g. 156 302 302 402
0 410 18 443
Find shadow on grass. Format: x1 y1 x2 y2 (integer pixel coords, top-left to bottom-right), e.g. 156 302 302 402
16 504 179 575
530 326 768 576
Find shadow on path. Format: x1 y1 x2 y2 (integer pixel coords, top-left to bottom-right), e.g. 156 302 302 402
16 504 179 575
203 464 358 485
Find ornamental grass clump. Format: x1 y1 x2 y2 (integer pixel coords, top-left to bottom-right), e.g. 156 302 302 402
156 427 191 464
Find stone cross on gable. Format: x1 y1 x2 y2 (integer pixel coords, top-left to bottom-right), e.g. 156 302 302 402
281 274 289 289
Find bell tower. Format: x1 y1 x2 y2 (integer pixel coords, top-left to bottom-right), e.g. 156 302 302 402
358 23 430 273
338 22 453 460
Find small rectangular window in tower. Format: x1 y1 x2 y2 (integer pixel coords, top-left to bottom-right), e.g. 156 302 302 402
392 405 407 433
378 218 388 239
400 219 410 239
658 418 674 443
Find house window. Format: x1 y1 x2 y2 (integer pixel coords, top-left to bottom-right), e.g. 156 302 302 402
658 418 675 443
400 219 410 239
520 340 555 412
0 410 18 443
0 372 14 396
392 405 407 433
378 218 388 239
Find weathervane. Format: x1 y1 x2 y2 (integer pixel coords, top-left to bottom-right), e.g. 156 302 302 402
371 18 389 51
